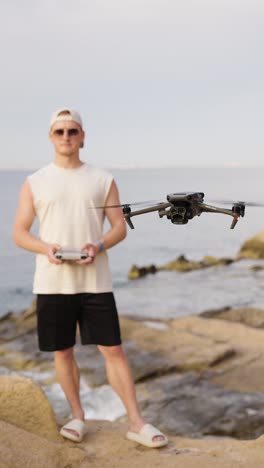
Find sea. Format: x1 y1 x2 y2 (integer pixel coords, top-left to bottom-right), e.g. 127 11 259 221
2 166 264 319
2 166 264 421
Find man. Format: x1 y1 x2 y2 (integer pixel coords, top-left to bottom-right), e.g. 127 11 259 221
13 108 168 448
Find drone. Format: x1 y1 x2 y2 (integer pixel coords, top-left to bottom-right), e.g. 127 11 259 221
106 192 246 229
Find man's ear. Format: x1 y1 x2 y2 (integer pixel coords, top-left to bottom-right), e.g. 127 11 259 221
80 129 85 148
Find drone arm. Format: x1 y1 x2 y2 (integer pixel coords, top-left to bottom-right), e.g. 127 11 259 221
123 202 171 229
199 203 234 216
199 203 239 229
124 202 171 218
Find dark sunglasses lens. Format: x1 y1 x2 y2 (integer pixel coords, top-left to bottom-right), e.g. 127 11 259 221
54 129 79 136
68 129 79 136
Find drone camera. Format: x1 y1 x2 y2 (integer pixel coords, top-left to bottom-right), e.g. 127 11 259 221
168 205 193 224
170 207 188 224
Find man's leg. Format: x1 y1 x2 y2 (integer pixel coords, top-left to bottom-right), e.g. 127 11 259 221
55 346 85 435
97 344 165 442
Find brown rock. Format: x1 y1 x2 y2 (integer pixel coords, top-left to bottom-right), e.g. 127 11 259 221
0 419 87 468
202 255 233 267
238 231 264 259
201 307 264 329
128 255 234 279
0 375 60 441
0 299 37 342
128 264 157 279
2 418 264 468
15 297 37 331
161 255 204 272
120 316 235 372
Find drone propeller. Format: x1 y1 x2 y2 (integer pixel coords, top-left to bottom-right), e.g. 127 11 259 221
209 199 264 208
89 199 161 209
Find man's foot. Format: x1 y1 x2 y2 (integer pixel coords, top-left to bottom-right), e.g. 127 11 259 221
60 418 87 442
126 423 168 448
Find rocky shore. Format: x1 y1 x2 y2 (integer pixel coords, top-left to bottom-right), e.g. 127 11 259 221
2 231 264 466
1 300 264 466
2 381 264 468
2 378 264 468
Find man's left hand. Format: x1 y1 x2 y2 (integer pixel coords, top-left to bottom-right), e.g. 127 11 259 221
77 243 98 265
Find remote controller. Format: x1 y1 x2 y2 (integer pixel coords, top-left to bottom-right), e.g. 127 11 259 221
55 250 89 261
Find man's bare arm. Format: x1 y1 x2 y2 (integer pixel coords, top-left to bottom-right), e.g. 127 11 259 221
79 180 126 263
13 180 62 264
101 180 127 249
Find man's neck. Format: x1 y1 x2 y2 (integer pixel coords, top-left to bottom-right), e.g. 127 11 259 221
53 154 83 169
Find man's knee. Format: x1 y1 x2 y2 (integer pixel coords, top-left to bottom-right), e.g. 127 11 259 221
97 344 125 360
55 346 74 360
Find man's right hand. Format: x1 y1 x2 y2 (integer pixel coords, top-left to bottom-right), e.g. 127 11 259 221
46 244 62 264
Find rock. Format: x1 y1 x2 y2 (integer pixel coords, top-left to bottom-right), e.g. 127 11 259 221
135 372 264 439
0 375 60 441
202 255 234 267
75 340 174 387
0 419 87 468
120 316 236 372
238 231 264 259
3 418 264 468
201 307 264 329
0 298 37 342
4 303 264 442
15 297 37 330
161 255 205 272
128 254 234 279
250 264 264 272
128 264 157 279
0 306 236 387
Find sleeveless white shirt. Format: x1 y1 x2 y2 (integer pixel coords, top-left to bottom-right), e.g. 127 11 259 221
28 163 113 294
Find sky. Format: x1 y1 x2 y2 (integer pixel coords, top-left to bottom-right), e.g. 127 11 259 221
1 0 264 169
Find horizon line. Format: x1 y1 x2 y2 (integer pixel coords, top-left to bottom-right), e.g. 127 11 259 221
1 163 264 171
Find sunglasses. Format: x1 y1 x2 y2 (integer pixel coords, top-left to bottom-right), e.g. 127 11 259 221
53 128 80 136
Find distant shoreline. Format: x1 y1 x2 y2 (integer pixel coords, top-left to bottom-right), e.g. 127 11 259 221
1 165 264 172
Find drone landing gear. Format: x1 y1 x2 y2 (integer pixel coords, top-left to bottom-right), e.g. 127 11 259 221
230 202 246 229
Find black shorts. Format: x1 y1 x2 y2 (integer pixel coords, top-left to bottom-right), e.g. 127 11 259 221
36 292 122 352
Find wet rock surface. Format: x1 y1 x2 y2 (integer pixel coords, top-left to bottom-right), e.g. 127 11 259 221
136 372 264 439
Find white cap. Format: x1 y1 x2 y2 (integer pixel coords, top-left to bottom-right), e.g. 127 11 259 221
50 108 83 129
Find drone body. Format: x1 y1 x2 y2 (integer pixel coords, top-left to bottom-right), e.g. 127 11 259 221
122 192 245 229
